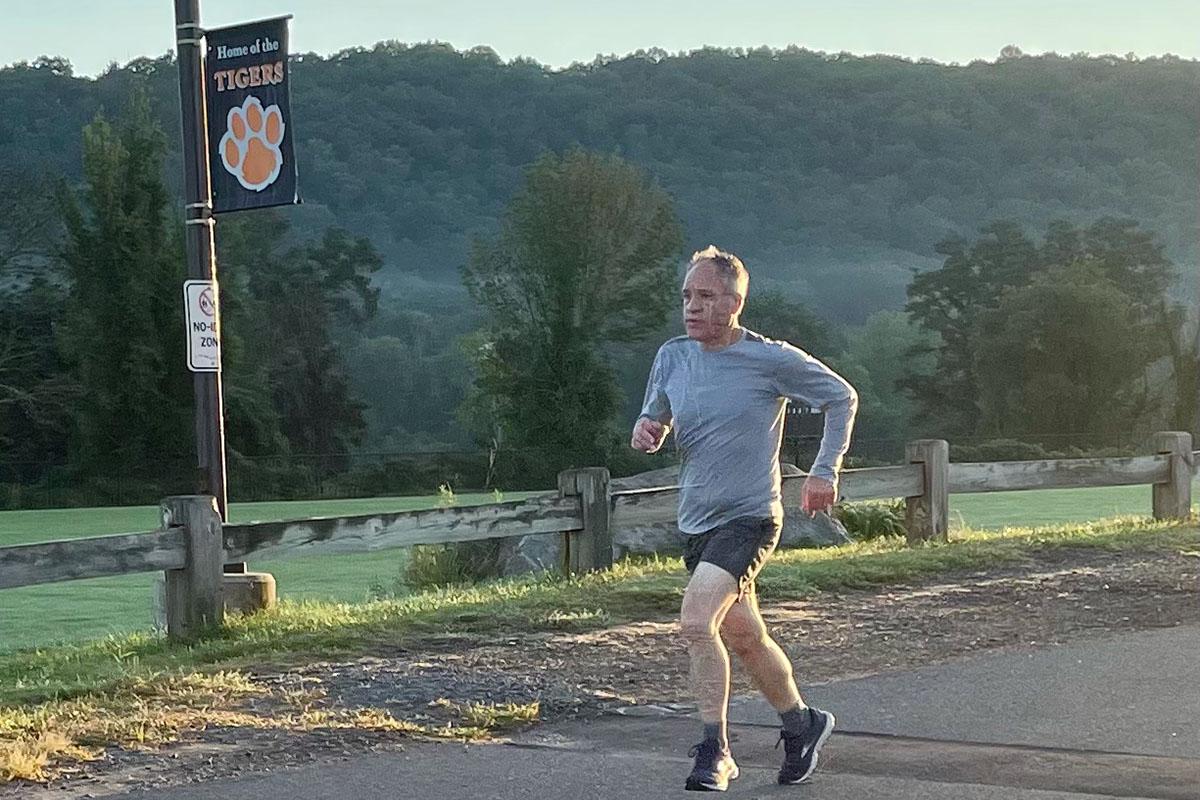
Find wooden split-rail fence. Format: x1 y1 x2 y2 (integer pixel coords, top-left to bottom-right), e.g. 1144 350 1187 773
1 432 1194 641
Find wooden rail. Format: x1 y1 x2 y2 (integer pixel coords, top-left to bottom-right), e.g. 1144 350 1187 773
948 455 1170 494
0 528 185 590
222 493 583 562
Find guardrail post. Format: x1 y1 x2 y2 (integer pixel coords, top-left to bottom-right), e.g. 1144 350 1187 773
161 495 224 640
905 439 949 544
557 467 612 573
1152 431 1193 521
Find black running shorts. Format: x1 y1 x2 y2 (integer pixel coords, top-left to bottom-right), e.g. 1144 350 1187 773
682 515 781 595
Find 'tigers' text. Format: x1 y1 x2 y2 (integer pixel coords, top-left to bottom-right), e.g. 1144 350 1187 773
212 62 285 92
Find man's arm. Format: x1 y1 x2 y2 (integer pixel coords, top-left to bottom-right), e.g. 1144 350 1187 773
773 344 859 509
632 347 673 453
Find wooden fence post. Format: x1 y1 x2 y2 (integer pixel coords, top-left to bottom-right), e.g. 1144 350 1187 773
905 439 949 544
557 468 612 573
1152 431 1193 521
161 495 224 640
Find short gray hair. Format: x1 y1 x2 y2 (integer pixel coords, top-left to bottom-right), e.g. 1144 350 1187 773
688 245 749 298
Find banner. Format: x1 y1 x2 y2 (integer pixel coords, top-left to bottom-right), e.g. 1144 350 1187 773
204 16 300 213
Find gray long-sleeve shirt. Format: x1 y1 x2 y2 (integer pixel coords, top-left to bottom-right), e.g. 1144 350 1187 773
639 329 858 534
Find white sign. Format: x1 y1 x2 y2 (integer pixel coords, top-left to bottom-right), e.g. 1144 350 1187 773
184 280 222 372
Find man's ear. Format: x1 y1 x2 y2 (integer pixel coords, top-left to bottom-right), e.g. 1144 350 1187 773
732 293 746 317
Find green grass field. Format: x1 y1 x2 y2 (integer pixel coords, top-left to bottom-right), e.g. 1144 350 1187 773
947 480 1199 530
0 483 1194 652
0 494 525 652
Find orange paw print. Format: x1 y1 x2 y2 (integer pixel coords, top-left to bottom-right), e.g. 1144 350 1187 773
218 96 285 191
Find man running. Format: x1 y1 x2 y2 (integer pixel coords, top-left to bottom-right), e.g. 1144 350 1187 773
631 246 858 791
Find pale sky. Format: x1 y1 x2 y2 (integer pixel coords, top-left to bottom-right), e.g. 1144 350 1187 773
1 0 1196 76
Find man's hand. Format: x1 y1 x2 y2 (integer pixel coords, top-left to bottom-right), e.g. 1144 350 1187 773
631 417 669 453
800 475 836 516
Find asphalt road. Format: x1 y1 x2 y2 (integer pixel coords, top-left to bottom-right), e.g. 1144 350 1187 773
101 625 1199 800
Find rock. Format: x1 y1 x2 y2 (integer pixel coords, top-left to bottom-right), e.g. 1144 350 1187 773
780 508 851 547
497 531 561 577
613 522 686 561
610 464 685 491
610 465 687 560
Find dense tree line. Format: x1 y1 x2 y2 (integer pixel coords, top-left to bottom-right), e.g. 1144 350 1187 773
0 46 1195 322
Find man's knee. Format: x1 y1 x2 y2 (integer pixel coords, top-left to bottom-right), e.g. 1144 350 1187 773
680 563 738 645
722 613 768 656
680 610 720 645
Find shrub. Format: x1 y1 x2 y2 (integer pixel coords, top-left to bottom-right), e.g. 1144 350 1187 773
403 539 504 590
834 500 907 540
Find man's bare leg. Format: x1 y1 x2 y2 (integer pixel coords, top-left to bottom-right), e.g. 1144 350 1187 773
680 562 741 746
720 586 803 712
722 586 836 785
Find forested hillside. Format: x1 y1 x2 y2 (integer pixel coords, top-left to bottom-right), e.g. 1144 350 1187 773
2 45 1195 320
0 45 1195 501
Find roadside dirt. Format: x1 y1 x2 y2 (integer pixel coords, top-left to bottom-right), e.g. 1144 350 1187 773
6 544 1196 798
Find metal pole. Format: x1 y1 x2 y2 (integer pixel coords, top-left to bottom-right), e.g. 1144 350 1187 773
174 0 228 521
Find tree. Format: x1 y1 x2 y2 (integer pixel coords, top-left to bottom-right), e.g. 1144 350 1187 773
210 213 290 461
231 219 382 456
900 222 1039 435
0 167 68 467
345 305 477 450
901 218 1181 438
0 280 72 470
974 264 1146 437
2 47 1197 300
461 149 683 478
833 310 935 453
1077 217 1174 314
57 91 192 480
0 166 60 277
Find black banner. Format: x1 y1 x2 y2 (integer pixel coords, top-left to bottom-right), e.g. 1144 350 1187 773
204 16 300 213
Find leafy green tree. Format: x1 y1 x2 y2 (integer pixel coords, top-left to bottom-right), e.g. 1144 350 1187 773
0 166 60 276
345 305 477 451
211 213 291 460
228 219 382 456
974 264 1146 437
57 92 191 479
833 310 935 451
1076 217 1174 314
0 280 72 468
462 149 682 477
902 218 1182 438
0 167 68 465
6 47 1196 322
901 222 1039 434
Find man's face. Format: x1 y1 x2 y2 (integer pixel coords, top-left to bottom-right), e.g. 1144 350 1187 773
682 262 742 345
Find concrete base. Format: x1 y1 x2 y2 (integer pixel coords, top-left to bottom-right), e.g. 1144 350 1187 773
153 570 277 629
222 571 277 616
